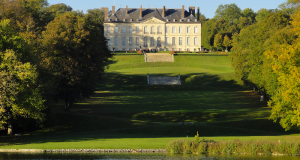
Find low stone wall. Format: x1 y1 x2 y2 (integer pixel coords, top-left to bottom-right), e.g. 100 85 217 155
0 149 166 153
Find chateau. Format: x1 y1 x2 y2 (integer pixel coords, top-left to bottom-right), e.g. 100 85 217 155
103 5 202 52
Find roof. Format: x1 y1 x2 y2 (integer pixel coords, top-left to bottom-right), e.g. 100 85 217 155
104 8 201 24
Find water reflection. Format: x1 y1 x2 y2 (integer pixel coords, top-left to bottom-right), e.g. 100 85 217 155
0 153 299 160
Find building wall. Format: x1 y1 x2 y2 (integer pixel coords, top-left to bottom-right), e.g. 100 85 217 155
104 21 201 52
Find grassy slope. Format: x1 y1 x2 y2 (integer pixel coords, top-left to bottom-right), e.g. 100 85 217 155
1 55 299 149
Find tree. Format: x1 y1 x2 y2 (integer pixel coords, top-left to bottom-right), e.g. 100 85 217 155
255 8 273 22
278 0 300 15
223 35 231 51
0 50 45 135
214 34 223 51
40 11 111 111
266 9 300 130
214 3 242 24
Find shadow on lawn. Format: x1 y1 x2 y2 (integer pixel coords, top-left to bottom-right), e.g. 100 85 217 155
0 72 297 146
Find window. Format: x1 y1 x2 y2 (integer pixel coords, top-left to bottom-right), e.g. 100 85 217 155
179 48 181 51
194 27 197 33
194 37 197 45
157 26 162 34
136 27 139 33
187 27 190 33
114 37 118 45
166 27 169 33
107 26 111 33
114 27 118 33
129 37 132 46
179 27 183 33
123 27 126 33
165 37 169 46
151 26 155 34
136 37 139 45
179 37 182 45
129 27 133 33
172 27 176 33
144 26 148 34
122 37 126 46
157 37 161 47
107 37 111 45
150 37 154 46
187 37 190 45
172 37 175 45
144 37 148 47
187 48 189 51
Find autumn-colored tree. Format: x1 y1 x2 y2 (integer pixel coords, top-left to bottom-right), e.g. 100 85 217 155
223 35 231 51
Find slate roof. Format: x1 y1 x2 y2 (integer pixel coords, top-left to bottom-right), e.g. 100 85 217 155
104 8 201 23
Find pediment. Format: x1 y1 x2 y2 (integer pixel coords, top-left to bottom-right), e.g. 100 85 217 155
142 17 165 24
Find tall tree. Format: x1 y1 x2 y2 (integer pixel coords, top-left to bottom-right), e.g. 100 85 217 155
214 3 242 24
223 34 232 51
40 11 111 111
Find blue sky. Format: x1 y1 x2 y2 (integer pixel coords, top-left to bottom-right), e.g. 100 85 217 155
47 0 287 18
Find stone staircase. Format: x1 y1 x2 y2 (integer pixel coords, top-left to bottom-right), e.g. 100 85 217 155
145 53 173 62
147 75 181 85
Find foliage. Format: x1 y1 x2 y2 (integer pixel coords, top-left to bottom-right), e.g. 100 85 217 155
223 35 231 51
0 50 45 134
278 0 300 15
255 8 273 22
214 3 242 24
40 11 111 110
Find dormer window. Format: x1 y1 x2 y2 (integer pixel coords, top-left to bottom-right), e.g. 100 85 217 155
130 19 133 22
137 19 139 22
108 18 111 21
180 19 183 22
173 19 176 22
123 19 126 22
188 19 190 22
166 19 169 22
115 18 118 21
195 19 198 22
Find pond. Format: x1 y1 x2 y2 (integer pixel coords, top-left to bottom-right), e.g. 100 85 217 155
0 153 299 160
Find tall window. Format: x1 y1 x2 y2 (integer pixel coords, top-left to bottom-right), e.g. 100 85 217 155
136 27 139 33
172 27 176 33
122 37 126 46
114 37 118 45
172 37 175 45
151 26 155 34
179 37 182 45
114 27 118 33
165 37 169 46
157 37 161 47
179 27 183 33
166 27 169 33
136 37 139 45
129 37 133 46
144 26 148 34
187 37 190 45
194 27 197 33
123 27 126 33
157 26 162 34
107 26 111 33
194 37 197 45
129 27 133 33
144 37 147 47
107 37 111 45
187 27 190 33
150 37 154 46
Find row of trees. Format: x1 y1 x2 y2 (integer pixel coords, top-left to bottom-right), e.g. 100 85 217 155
201 0 300 52
230 0 300 130
0 0 111 134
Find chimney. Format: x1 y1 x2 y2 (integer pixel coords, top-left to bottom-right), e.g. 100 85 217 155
163 6 166 17
112 6 115 15
104 7 108 20
182 5 185 19
126 5 128 15
197 7 200 21
140 5 142 18
189 6 195 16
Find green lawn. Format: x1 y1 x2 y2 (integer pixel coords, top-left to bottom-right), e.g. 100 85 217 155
1 55 299 149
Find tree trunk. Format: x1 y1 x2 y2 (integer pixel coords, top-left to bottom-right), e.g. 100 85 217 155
7 121 13 135
65 99 70 111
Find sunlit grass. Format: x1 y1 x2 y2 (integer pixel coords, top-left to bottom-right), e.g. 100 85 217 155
1 55 299 150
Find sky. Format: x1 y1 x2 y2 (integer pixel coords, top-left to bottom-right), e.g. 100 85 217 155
47 0 287 19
